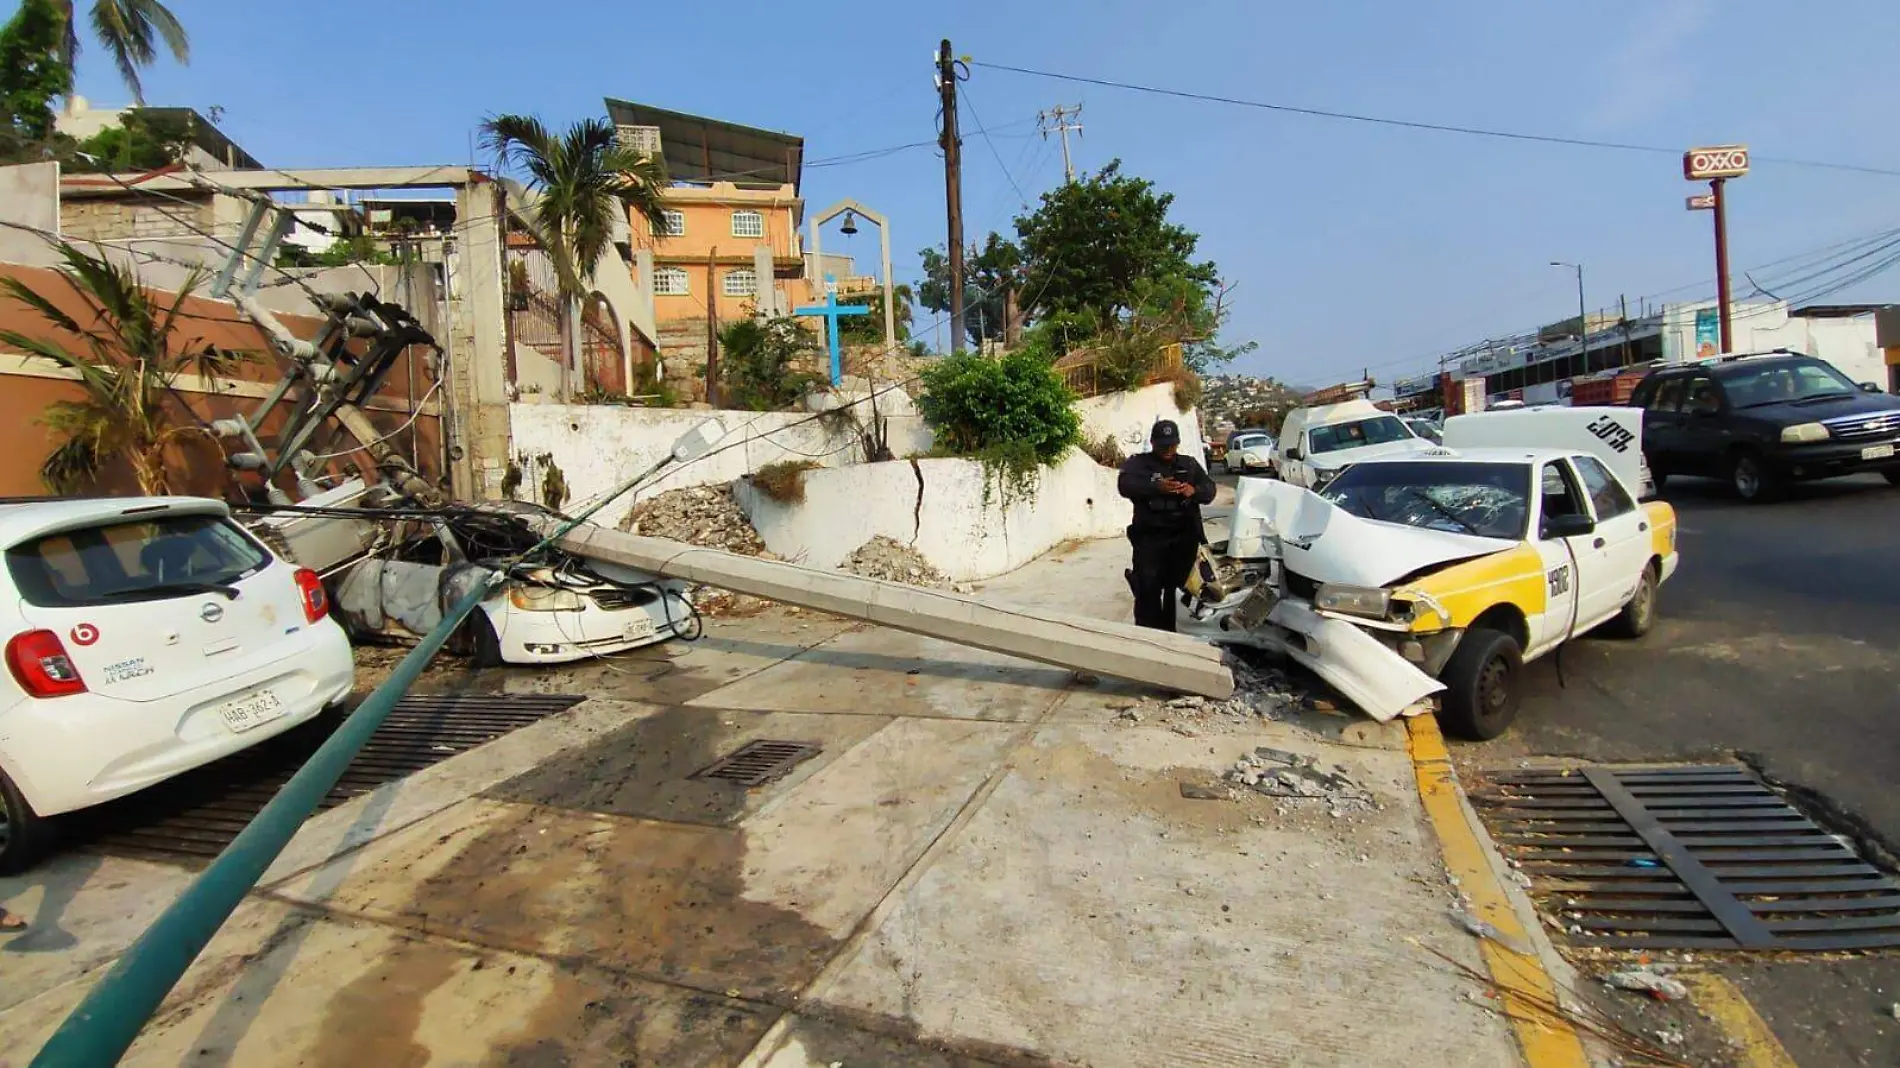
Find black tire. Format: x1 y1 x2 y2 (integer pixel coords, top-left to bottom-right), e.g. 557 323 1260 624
0 768 53 876
1438 628 1523 741
1884 468 1900 487
1645 452 1669 491
465 610 504 668
1731 451 1785 502
1604 563 1659 639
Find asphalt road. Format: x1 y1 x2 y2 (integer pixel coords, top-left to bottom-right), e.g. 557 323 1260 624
1462 470 1900 1067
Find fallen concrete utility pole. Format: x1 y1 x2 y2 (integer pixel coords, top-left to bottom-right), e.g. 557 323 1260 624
545 520 1236 699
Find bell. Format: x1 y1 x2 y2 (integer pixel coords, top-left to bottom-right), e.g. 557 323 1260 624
839 211 859 236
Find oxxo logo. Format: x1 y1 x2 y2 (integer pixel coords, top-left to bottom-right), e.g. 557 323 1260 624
1683 145 1749 180
1585 415 1636 454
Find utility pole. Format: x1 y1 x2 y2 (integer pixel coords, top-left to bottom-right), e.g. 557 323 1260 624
1711 177 1734 355
1551 261 1586 370
705 247 721 406
1619 294 1632 367
1038 104 1084 182
938 39 966 352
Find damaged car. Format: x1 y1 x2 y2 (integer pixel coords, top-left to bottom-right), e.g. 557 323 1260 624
1201 409 1678 739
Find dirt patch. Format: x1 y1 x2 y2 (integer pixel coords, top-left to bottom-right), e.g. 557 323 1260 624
840 536 949 588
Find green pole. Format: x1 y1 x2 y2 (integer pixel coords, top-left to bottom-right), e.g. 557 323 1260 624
30 576 496 1067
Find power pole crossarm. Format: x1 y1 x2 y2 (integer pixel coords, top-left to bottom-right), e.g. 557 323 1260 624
1038 104 1084 183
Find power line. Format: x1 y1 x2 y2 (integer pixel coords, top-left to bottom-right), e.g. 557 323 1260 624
969 59 1900 179
959 92 1033 210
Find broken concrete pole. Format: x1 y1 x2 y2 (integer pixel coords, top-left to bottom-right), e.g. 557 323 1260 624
545 520 1235 699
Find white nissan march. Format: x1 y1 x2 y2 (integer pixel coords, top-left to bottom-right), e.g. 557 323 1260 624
0 497 354 872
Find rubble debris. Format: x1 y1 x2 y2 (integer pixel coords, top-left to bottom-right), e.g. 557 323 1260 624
839 536 948 588
1226 747 1373 808
1603 969 1688 1002
619 484 770 617
1179 782 1231 801
1115 656 1302 728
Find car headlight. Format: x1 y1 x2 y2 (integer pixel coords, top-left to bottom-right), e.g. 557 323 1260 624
508 585 586 612
1314 583 1392 619
1781 422 1830 443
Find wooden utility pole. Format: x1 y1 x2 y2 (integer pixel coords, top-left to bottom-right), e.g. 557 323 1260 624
705 247 721 406
938 39 966 352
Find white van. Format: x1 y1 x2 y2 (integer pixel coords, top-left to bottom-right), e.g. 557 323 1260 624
1274 399 1432 488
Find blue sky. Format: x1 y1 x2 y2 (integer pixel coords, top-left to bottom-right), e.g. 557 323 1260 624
60 0 1900 385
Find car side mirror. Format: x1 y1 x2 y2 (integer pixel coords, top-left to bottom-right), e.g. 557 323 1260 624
1542 513 1595 540
1862 381 1884 394
1283 448 1302 461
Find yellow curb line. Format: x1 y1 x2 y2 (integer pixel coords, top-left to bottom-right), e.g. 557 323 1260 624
1406 715 1590 1068
1679 972 1799 1068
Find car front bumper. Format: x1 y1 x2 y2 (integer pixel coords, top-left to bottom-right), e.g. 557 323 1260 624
1772 435 1900 480
0 621 355 817
483 588 693 665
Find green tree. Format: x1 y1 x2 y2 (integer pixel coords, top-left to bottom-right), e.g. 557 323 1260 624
0 240 247 494
718 315 822 411
59 106 191 172
919 232 1022 348
0 0 71 162
916 350 1080 464
1016 160 1216 324
55 0 189 105
838 282 913 344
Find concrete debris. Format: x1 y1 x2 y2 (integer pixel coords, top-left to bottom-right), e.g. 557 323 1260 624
618 483 769 617
840 536 948 588
1889 1002 1900 1021
1226 747 1373 808
1653 1028 1685 1048
1603 968 1688 1002
1179 782 1231 801
1118 656 1302 728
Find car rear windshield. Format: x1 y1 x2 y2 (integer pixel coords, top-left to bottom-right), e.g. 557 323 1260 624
1716 357 1858 408
1319 461 1530 540
1232 434 1271 450
1307 415 1414 455
5 512 272 607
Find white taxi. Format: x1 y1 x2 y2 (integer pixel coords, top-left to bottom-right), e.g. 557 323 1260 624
0 497 354 872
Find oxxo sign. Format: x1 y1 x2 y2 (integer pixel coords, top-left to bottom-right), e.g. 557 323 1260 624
1683 144 1749 181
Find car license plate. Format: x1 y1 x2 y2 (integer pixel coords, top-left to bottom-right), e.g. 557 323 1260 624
1862 444 1896 461
622 616 656 642
219 690 285 733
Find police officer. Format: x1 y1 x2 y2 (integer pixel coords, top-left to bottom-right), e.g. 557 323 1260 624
1118 420 1216 631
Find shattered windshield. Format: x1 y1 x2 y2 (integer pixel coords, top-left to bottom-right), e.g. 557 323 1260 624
1318 461 1530 540
1306 416 1414 455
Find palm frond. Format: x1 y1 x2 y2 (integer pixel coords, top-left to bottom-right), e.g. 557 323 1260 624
40 435 101 496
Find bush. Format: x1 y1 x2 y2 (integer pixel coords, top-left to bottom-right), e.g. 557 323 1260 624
749 459 820 504
1081 433 1125 468
916 351 1081 465
1168 367 1202 413
720 316 823 411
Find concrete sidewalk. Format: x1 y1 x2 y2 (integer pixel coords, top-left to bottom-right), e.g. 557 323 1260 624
0 536 1522 1066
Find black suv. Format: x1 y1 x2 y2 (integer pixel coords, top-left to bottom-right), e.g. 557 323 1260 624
1628 352 1900 501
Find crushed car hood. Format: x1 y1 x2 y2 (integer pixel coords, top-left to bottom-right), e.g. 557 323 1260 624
1229 479 1516 587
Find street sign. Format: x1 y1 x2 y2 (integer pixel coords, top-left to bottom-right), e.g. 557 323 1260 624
1684 145 1749 180
1686 193 1716 211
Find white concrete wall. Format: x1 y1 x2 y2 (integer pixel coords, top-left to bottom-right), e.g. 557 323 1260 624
507 400 933 528
0 163 62 266
1074 382 1207 464
735 449 1129 582
1660 300 1883 385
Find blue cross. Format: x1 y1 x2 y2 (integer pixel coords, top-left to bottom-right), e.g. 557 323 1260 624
793 275 871 386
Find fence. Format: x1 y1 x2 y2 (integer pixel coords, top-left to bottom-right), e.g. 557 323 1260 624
1053 341 1185 397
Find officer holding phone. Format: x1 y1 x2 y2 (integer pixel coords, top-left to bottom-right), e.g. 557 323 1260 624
1117 420 1216 631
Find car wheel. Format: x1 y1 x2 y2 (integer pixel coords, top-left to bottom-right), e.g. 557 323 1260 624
1731 451 1784 502
464 609 505 668
1438 628 1523 741
1605 563 1659 639
1884 468 1900 487
0 768 52 876
1645 452 1669 491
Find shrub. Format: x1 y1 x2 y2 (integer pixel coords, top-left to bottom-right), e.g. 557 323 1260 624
916 351 1081 465
749 459 820 504
1168 367 1202 413
720 316 824 411
1081 433 1125 468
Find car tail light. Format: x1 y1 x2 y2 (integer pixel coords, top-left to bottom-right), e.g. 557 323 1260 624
294 568 329 624
6 630 87 698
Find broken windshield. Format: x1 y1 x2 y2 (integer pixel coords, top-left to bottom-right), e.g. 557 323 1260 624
1306 416 1414 455
1318 461 1530 540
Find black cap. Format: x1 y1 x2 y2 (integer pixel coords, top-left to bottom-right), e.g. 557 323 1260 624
1150 420 1181 446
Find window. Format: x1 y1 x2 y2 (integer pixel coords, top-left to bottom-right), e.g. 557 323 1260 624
653 267 689 296
730 210 764 238
723 267 757 297
1714 356 1858 408
1318 461 1530 540
1647 376 1685 412
1573 455 1636 519
1306 416 1416 455
1682 374 1721 415
6 514 271 607
1539 462 1586 536
655 210 685 237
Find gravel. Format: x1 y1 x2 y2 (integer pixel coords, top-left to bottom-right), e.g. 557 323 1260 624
1113 654 1303 728
839 536 949 588
618 483 769 616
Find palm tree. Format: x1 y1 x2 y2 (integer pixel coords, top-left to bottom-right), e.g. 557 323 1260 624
0 241 244 495
56 0 189 106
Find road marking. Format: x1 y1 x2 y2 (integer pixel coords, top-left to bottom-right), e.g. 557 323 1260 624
1680 972 1798 1068
1406 715 1590 1068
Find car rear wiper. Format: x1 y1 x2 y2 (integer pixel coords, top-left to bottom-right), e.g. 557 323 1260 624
102 580 240 601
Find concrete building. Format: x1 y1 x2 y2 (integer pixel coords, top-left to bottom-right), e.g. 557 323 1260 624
1394 298 1891 413
55 98 262 172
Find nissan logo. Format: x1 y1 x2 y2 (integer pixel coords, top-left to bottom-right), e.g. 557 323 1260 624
200 602 225 623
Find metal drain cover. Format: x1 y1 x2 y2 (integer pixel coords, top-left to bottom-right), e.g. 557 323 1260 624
1475 764 1900 951
695 740 820 787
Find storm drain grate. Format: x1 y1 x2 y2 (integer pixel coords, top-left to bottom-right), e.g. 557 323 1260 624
67 692 587 864
1474 764 1900 951
694 740 821 787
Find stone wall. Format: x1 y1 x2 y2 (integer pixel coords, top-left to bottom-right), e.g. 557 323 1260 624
60 194 214 242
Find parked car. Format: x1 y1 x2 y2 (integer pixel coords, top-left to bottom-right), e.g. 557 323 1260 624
1274 399 1432 489
1629 352 1900 501
1404 418 1443 444
1224 430 1277 475
0 497 354 872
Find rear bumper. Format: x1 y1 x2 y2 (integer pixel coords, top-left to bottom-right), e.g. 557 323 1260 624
0 622 355 816
1772 436 1900 480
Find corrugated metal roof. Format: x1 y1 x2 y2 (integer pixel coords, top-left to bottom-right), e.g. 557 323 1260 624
603 98 804 191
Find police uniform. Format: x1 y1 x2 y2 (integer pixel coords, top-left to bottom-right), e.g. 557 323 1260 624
1117 420 1217 631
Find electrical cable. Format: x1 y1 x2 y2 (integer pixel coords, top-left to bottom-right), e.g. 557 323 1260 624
296 378 443 461
968 59 1900 179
